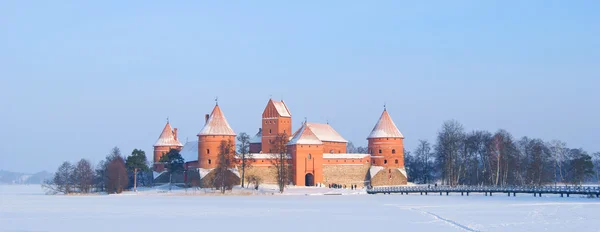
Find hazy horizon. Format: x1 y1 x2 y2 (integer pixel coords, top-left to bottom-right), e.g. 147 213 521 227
1 1 599 173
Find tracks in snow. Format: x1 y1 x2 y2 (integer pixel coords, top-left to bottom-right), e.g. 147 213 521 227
385 204 480 232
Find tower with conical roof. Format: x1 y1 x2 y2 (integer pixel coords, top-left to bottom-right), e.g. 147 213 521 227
153 121 183 171
367 107 405 168
197 103 236 169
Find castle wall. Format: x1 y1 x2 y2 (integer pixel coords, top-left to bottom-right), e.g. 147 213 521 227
370 167 407 186
322 163 370 188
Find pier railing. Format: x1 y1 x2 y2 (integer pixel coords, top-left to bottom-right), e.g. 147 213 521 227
367 185 600 197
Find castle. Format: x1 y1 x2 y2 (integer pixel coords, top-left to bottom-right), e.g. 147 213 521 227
153 99 407 187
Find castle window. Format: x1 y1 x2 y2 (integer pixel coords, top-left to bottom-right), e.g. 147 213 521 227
330 149 334 154
384 159 388 164
208 159 212 164
308 154 311 159
269 149 272 153
207 149 210 154
392 149 396 154
379 149 382 154
269 129 272 134
395 159 398 164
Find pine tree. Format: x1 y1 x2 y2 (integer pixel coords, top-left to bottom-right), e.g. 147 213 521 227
126 149 150 192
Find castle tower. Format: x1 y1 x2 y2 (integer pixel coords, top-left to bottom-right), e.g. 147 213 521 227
261 99 292 153
288 122 324 186
197 103 236 169
367 108 405 168
153 121 183 171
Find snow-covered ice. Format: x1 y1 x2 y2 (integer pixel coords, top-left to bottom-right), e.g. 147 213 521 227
1 184 599 232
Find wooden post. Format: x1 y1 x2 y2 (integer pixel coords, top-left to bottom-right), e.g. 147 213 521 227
485 192 488 196
133 168 138 192
490 192 493 196
467 192 469 196
440 192 442 196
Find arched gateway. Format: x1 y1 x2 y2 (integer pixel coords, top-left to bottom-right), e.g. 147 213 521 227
305 173 314 186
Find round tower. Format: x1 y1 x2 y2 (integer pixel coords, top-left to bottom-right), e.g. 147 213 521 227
197 104 236 169
367 108 405 168
153 121 183 171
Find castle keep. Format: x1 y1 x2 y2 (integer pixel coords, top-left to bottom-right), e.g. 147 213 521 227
153 99 407 187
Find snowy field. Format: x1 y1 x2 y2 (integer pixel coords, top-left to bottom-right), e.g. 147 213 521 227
1 185 600 232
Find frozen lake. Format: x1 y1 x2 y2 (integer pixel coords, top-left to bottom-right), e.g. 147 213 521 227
1 185 599 232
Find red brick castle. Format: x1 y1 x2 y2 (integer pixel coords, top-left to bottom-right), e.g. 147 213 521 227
153 99 407 187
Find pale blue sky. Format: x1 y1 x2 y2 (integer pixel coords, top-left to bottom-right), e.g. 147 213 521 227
1 1 599 173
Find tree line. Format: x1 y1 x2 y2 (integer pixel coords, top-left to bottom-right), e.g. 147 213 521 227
403 120 599 186
43 147 154 194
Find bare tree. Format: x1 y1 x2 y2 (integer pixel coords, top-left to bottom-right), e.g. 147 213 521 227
43 161 75 194
549 140 568 185
237 132 253 188
106 156 128 194
73 159 94 193
214 140 236 194
346 142 356 153
434 120 465 186
272 133 291 193
593 152 600 184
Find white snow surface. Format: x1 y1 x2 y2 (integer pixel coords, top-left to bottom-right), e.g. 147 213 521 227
2 184 600 232
323 153 370 159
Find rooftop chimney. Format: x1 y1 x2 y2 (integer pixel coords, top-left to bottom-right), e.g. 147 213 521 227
173 128 178 141
205 114 210 124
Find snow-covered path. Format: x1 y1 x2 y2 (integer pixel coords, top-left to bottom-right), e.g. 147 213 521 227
1 185 599 232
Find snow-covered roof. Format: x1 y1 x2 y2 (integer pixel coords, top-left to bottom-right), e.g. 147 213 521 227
288 123 323 145
154 122 183 147
249 129 262 144
179 141 198 162
198 105 236 136
369 166 384 178
306 123 347 143
323 153 370 159
368 109 404 139
272 100 291 117
398 167 407 179
241 153 291 159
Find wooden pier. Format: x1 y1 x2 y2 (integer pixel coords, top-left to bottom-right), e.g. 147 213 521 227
367 185 600 197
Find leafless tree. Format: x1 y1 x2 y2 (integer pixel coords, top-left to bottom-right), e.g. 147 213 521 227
593 152 600 184
434 120 465 186
214 140 236 194
73 159 94 193
346 142 356 153
549 140 568 184
106 156 128 194
237 132 253 188
272 133 291 193
43 161 75 194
